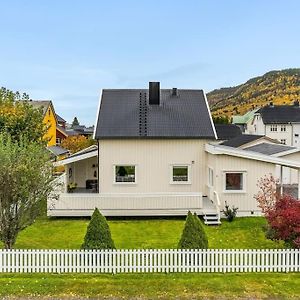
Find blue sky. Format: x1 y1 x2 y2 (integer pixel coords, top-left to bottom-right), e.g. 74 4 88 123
0 0 300 125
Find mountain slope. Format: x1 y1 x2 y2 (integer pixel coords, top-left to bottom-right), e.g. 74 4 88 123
207 68 300 118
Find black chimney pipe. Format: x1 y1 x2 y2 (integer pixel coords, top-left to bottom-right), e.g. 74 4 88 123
149 82 160 105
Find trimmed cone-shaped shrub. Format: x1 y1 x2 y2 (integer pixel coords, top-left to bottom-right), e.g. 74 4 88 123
81 208 115 249
178 211 208 249
193 213 208 249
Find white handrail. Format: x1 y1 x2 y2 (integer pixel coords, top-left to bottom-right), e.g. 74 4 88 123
213 190 221 219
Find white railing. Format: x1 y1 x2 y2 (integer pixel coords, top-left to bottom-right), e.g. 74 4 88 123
213 191 221 219
0 249 299 273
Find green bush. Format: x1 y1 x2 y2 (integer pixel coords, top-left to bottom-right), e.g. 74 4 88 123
178 211 208 249
81 208 115 249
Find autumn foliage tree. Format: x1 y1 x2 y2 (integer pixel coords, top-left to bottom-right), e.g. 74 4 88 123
255 174 300 248
0 87 46 143
61 135 96 154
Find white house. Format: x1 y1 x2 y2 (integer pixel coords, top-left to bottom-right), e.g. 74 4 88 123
48 82 300 224
251 101 300 147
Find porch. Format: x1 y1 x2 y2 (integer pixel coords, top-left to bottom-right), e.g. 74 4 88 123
47 191 219 217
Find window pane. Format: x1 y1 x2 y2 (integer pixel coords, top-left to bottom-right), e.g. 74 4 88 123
173 166 188 182
226 173 243 190
115 166 135 182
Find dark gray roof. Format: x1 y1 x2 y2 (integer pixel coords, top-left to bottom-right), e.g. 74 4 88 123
215 124 242 140
258 104 300 124
244 143 295 155
95 89 216 139
221 134 264 148
47 145 69 156
28 100 52 115
56 114 66 123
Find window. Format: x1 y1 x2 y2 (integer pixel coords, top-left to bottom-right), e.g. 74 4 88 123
225 172 245 192
270 125 277 132
281 125 286 132
56 138 61 145
208 167 214 186
280 139 286 145
115 165 136 183
295 134 299 137
171 165 190 184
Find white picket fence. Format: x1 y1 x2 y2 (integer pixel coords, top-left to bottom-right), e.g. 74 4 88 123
0 249 299 273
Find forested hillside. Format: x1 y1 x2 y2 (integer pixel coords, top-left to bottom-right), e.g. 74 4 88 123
207 69 300 118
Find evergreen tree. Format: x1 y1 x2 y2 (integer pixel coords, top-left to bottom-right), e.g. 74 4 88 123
71 117 80 128
81 208 115 249
178 211 208 249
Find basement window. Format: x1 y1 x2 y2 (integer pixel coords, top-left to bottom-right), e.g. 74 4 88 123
115 165 136 183
171 165 190 184
224 172 245 192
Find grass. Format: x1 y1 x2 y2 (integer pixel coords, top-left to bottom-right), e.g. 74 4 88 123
0 217 292 299
0 273 300 299
12 216 284 249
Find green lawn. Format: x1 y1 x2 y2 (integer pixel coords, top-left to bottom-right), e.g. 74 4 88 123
0 273 300 299
12 216 283 249
0 217 293 299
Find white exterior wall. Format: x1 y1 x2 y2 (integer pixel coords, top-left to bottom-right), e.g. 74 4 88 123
251 114 265 135
265 124 292 146
99 139 210 194
206 152 276 215
292 123 300 147
275 151 300 184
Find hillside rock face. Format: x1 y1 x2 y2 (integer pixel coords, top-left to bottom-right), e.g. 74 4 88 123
207 69 300 118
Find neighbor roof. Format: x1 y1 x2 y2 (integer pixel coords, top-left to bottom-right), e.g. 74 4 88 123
214 124 242 140
232 108 259 125
47 145 69 157
28 100 52 115
56 114 66 123
258 104 300 124
94 89 216 139
244 143 295 155
221 134 264 148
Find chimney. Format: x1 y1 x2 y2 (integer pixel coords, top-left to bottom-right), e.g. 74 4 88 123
171 88 178 97
294 100 299 107
149 82 160 105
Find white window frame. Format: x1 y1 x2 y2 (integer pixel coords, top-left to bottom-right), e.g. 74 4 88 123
281 125 286 132
223 171 247 193
208 167 214 187
113 164 137 185
270 124 277 132
170 164 191 185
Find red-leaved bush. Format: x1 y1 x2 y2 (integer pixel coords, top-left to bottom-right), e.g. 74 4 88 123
255 175 300 248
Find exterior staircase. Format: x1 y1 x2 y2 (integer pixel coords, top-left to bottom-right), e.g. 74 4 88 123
202 195 221 225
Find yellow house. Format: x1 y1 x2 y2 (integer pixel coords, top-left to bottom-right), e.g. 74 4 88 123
29 100 58 146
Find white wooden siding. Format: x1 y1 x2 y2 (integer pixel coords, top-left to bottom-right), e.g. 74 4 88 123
48 192 203 216
207 153 276 214
98 139 210 194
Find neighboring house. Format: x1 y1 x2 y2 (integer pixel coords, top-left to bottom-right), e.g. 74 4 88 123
29 100 58 146
56 114 69 145
48 82 300 222
47 145 69 161
214 124 242 142
252 101 300 147
65 125 95 137
232 108 259 134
